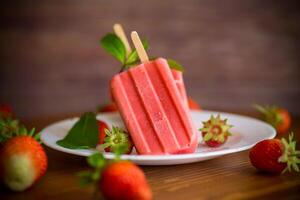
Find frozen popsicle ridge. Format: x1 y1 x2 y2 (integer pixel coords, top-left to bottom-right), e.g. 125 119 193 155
112 75 152 153
113 23 132 56
152 59 194 142
128 64 181 151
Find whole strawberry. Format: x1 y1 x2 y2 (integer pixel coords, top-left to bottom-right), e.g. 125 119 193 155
254 104 291 135
0 133 48 191
100 161 152 200
97 120 109 145
249 133 300 174
97 102 118 113
0 104 13 119
79 152 152 200
188 97 201 110
200 115 233 147
97 125 133 154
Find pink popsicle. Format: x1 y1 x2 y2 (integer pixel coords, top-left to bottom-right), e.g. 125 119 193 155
110 58 198 155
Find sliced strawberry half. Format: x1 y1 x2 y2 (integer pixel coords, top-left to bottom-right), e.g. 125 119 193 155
199 114 233 147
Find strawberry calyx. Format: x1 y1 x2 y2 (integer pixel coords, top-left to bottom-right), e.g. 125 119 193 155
78 153 106 186
0 104 40 144
200 114 233 144
254 104 283 129
79 142 130 186
0 117 40 144
98 126 132 154
278 133 300 173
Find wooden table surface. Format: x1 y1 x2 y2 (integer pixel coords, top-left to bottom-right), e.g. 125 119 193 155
1 112 300 200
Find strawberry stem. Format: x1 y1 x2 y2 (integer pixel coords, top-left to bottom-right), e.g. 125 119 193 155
278 132 300 173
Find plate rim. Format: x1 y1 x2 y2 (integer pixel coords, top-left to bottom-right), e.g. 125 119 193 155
41 110 276 161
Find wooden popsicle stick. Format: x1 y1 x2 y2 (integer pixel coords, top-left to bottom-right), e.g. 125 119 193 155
131 31 149 63
113 23 132 56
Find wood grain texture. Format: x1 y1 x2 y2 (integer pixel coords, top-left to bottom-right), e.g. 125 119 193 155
0 112 300 199
0 0 300 119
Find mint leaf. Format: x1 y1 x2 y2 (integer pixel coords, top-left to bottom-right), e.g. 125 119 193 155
167 59 184 72
100 33 126 64
87 153 106 169
57 112 99 149
125 39 149 67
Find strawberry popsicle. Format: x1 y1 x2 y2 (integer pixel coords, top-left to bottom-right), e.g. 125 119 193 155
109 24 188 107
110 58 198 155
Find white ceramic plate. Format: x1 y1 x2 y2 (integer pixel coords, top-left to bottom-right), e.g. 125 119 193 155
41 110 276 165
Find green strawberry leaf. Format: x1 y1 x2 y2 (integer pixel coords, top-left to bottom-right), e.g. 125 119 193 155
167 59 184 72
125 39 149 66
100 33 126 64
56 112 99 149
87 153 106 169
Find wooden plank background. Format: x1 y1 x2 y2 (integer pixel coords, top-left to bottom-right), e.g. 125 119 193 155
0 0 299 118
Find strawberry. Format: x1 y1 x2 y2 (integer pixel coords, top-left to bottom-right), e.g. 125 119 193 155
0 133 48 191
254 105 291 135
0 104 13 119
199 115 233 147
97 102 118 113
79 153 152 200
97 120 109 146
100 161 152 200
188 97 201 110
249 133 300 174
97 125 133 154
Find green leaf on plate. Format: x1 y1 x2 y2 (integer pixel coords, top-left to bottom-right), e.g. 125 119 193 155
167 59 184 72
100 33 126 64
56 112 99 149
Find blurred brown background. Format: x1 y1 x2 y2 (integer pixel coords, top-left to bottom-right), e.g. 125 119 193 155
0 0 300 119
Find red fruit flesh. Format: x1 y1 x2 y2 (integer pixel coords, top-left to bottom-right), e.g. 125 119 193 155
0 136 48 191
204 135 228 147
99 161 152 200
249 139 286 174
188 97 201 110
